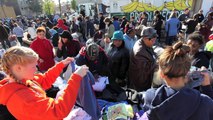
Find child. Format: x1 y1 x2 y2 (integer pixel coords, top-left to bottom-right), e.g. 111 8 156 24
0 46 88 120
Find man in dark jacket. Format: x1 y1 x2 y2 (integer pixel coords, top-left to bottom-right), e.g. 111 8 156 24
99 13 106 32
178 8 190 32
129 27 158 92
152 10 164 42
197 9 205 23
45 18 54 29
85 16 95 38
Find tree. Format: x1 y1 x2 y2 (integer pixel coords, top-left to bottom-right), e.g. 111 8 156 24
71 0 77 11
42 0 55 15
58 0 61 16
28 0 42 15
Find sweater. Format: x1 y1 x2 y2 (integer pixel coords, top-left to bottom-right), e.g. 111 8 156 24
30 37 55 71
143 85 213 120
0 62 82 120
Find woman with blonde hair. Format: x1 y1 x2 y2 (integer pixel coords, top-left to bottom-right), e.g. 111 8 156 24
0 46 88 120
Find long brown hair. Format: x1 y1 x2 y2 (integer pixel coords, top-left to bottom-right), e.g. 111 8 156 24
159 42 191 78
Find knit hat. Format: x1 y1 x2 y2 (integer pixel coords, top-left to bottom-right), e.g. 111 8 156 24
111 31 124 41
86 42 99 61
60 30 73 41
141 27 158 38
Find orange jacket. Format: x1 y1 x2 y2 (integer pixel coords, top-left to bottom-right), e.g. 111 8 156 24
0 62 82 120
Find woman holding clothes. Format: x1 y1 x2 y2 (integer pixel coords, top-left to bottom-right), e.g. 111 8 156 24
0 46 89 120
142 41 213 120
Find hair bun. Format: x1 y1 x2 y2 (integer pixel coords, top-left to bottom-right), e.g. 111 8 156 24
172 41 190 56
172 41 183 50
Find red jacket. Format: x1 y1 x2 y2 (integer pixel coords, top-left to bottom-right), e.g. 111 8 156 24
0 62 82 120
30 37 55 71
57 19 68 31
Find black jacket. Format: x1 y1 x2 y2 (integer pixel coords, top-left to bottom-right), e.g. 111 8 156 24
192 51 212 68
99 16 106 30
143 85 213 120
107 42 129 81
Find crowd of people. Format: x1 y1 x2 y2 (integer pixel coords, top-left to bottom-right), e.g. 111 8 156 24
0 6 213 120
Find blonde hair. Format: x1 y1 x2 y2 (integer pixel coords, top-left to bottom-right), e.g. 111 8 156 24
36 27 46 33
1 46 38 81
159 42 191 78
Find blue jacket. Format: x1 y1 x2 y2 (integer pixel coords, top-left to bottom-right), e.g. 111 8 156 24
123 34 137 51
165 18 180 36
143 85 213 120
113 20 120 31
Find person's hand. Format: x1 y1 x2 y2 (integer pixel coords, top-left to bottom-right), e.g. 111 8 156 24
74 65 89 78
200 66 211 86
62 57 74 66
58 38 63 50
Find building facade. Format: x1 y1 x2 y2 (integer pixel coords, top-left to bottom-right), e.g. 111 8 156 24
17 0 42 17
